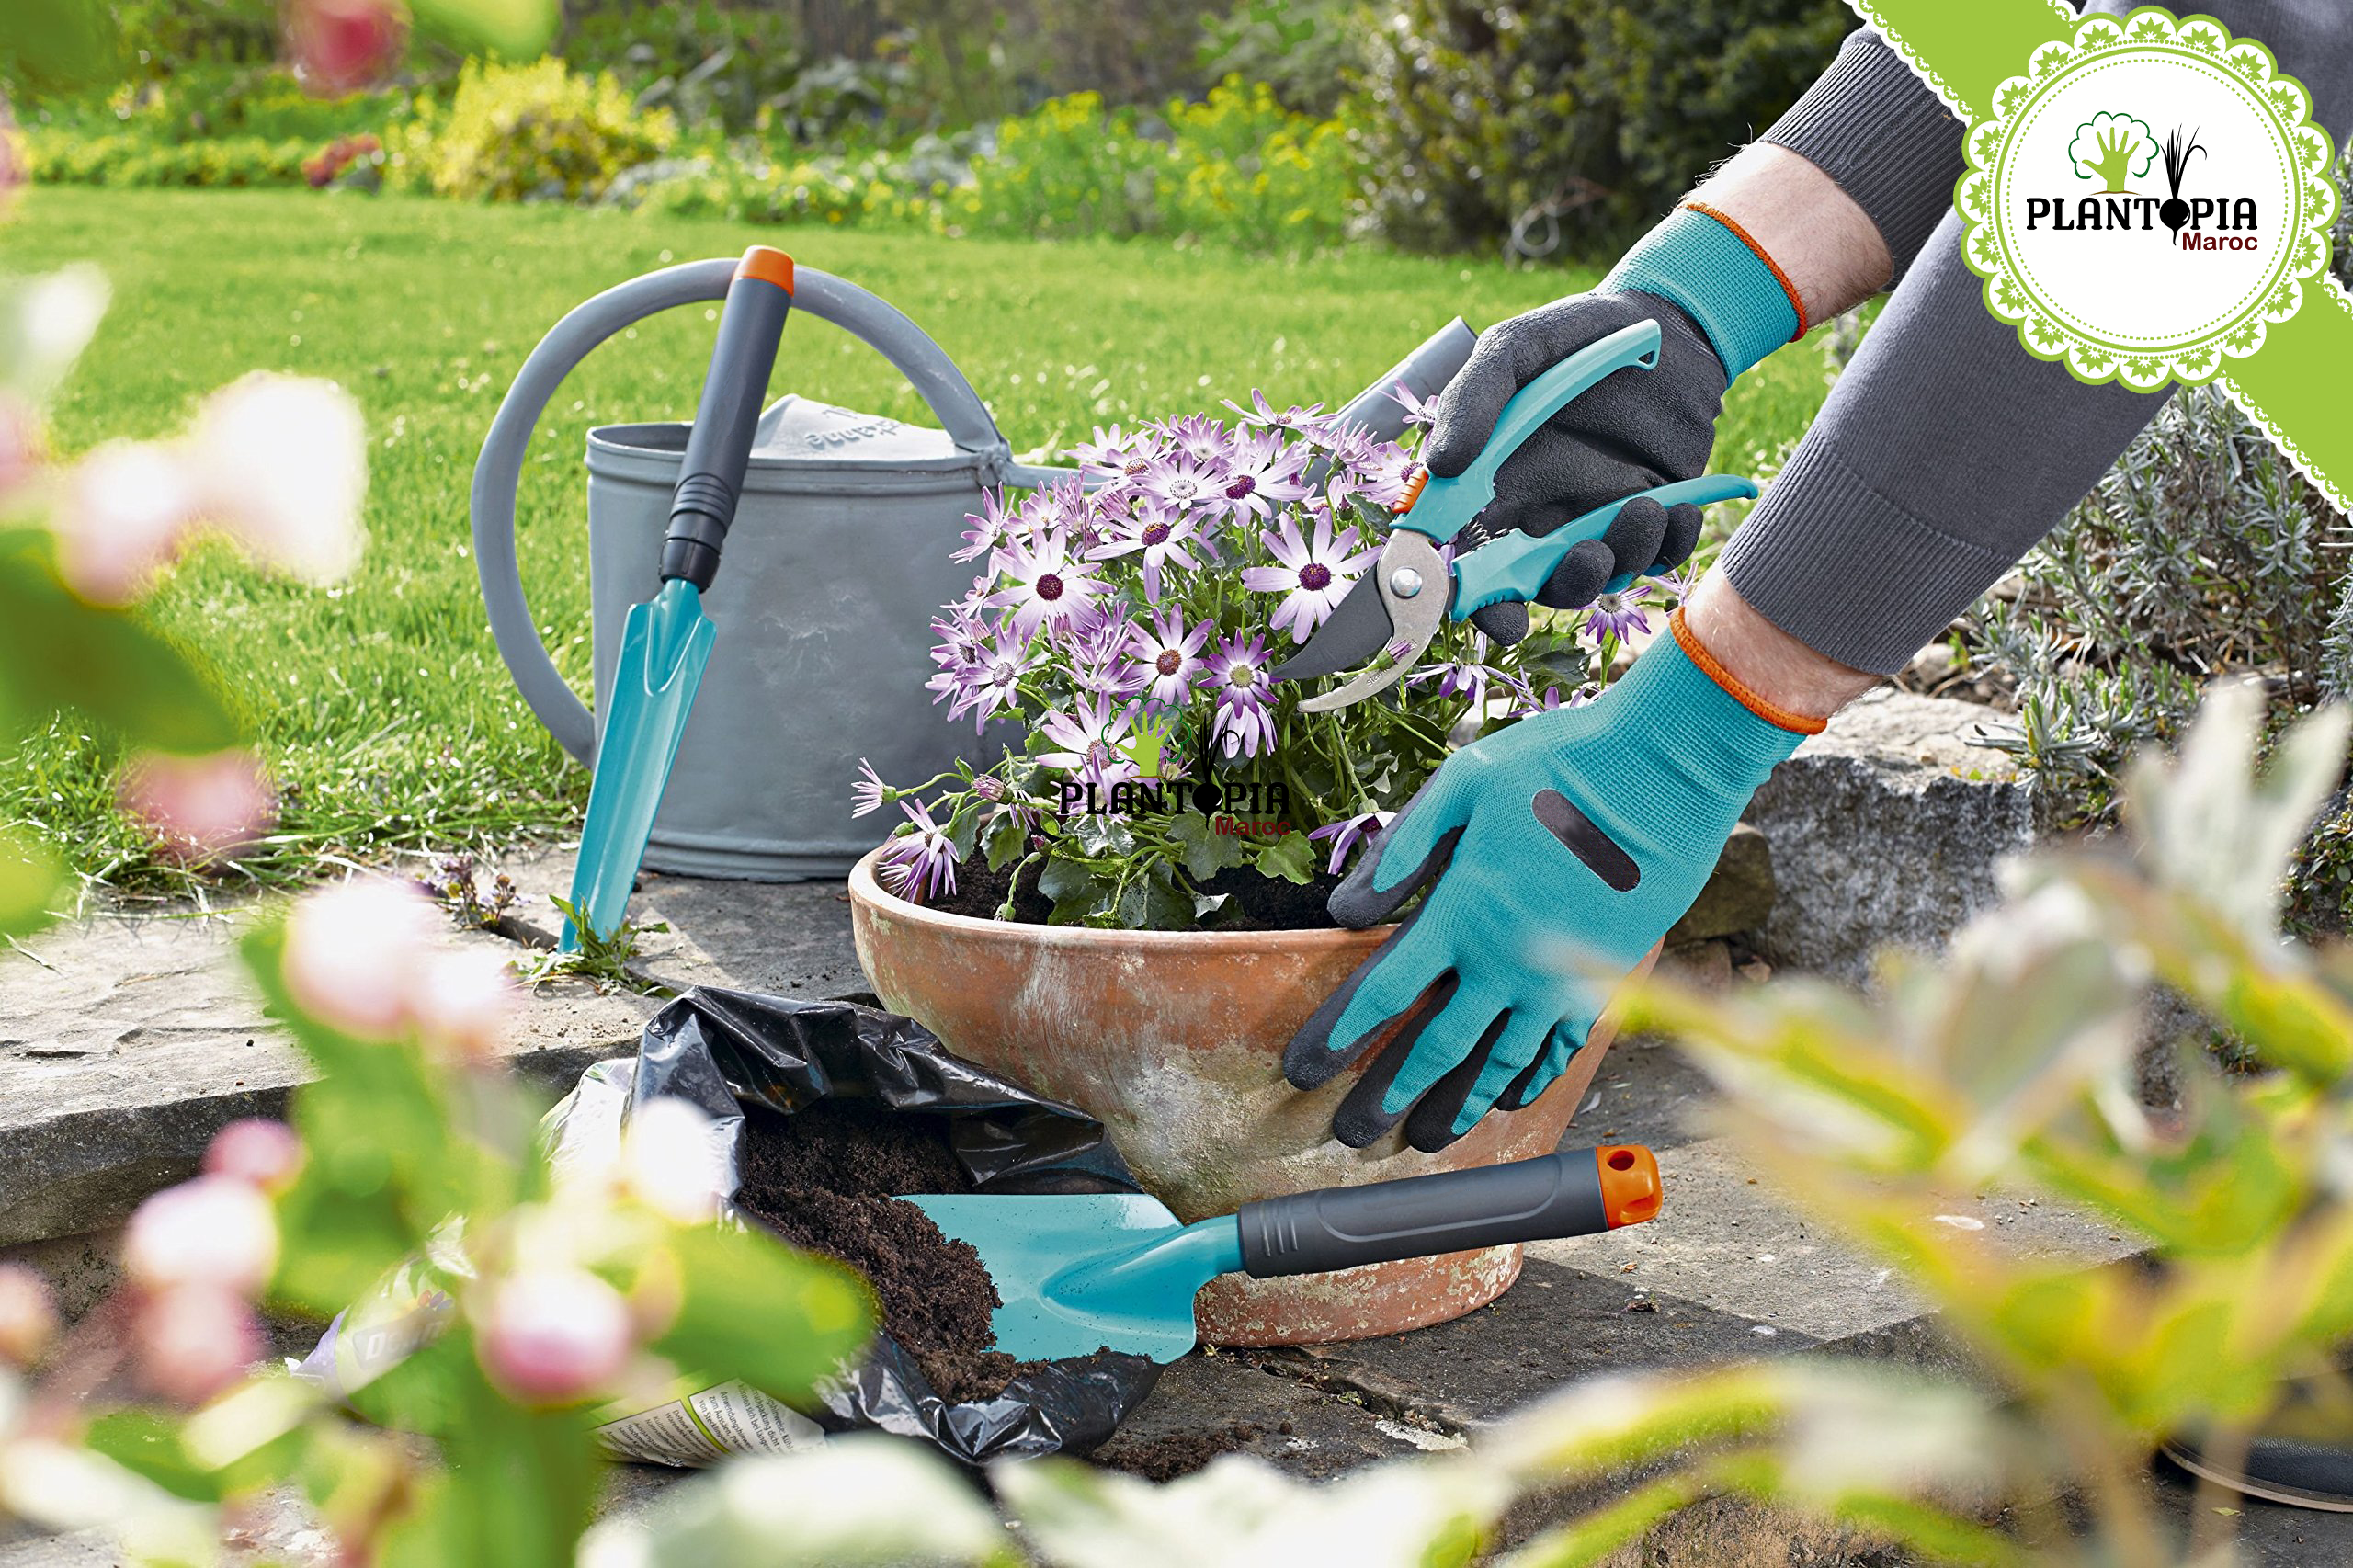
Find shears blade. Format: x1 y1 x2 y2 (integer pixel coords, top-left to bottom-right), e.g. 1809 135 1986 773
1290 531 1449 714
1267 564 1403 684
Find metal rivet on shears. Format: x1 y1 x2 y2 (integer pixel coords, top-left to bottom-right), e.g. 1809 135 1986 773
1388 567 1424 599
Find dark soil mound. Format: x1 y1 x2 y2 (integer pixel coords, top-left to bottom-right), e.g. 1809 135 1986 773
1095 1421 1275 1481
733 1101 1047 1403
935 857 1347 930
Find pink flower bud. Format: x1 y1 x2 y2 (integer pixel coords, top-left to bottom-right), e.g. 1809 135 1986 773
202 1119 304 1193
134 1283 263 1405
122 1175 278 1297
52 440 199 604
477 1269 633 1406
0 1264 57 1368
413 947 517 1059
281 878 439 1040
118 748 276 863
186 373 366 586
284 0 409 97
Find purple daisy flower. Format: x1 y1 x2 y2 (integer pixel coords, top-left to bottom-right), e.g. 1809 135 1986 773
1309 809 1396 874
1087 502 1204 602
1125 606 1211 708
850 758 891 818
1222 391 1324 435
1158 412 1233 463
878 798 960 903
1584 582 1656 646
1203 631 1278 759
1070 425 1159 483
989 525 1111 641
952 489 1019 563
1408 631 1495 707
1241 512 1377 643
1385 380 1438 432
1207 428 1313 526
1137 450 1226 513
960 625 1042 732
1040 693 1141 788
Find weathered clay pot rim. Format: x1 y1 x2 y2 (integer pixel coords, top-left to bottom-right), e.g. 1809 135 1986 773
848 846 1396 950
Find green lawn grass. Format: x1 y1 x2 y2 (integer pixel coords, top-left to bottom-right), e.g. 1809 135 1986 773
2 186 1843 894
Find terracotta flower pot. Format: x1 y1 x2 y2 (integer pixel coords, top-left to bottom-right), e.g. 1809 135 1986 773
848 848 1639 1346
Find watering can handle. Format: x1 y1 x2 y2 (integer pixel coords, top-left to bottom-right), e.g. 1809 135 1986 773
471 258 1024 766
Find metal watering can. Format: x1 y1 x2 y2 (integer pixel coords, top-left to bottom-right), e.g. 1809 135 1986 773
473 256 1476 881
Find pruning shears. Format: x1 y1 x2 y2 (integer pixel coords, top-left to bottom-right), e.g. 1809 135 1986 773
1268 320 1757 712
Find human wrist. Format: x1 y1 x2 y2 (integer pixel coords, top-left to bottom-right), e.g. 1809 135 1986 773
1599 204 1802 380
1680 570 1876 723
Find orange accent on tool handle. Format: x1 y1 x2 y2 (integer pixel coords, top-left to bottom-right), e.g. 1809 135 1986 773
1391 467 1429 515
734 246 796 294
1597 1145 1662 1228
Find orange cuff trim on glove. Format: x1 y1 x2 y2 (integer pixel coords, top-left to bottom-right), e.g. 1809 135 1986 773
1669 607 1827 735
1682 201 1808 341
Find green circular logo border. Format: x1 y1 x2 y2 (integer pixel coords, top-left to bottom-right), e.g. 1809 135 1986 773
1956 6 2339 391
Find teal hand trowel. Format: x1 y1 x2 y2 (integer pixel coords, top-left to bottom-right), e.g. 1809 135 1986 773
562 247 798 951
909 1144 1662 1362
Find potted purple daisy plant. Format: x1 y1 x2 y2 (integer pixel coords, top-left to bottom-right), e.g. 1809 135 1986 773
853 385 1685 928
842 381 1693 1344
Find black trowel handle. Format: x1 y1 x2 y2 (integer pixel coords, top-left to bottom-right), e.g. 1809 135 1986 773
659 246 795 591
1235 1146 1661 1278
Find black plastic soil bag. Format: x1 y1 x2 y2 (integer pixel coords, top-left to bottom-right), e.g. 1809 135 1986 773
611 986 1163 1465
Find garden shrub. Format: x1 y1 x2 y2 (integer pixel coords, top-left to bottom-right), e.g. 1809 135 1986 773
1194 0 1370 117
27 130 312 187
1347 0 1850 257
392 57 676 202
942 80 1361 250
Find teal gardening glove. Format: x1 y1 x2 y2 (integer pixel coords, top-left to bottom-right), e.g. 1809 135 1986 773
1282 613 1818 1151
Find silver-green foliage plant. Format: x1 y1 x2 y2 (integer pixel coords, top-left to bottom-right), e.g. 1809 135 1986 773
593 684 2353 1566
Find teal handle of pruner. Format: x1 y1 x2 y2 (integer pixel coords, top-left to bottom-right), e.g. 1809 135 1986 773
1390 319 1664 543
1447 473 1761 620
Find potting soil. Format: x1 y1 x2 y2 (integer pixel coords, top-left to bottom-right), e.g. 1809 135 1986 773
733 1099 1051 1404
938 858 1347 930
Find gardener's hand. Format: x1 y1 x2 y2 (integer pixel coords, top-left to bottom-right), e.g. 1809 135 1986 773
1427 291 1726 646
1282 609 1812 1151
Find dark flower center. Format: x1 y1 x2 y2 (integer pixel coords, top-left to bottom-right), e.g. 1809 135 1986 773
990 659 1016 684
1156 649 1182 676
1225 475 1256 500
1298 562 1332 591
1086 740 1114 770
1036 573 1064 601
1142 521 1171 545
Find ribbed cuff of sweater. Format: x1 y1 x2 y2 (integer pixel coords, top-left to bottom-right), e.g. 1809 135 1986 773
1716 440 2014 676
1761 28 1967 285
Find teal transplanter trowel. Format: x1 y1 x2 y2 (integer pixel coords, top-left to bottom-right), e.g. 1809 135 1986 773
562 247 797 950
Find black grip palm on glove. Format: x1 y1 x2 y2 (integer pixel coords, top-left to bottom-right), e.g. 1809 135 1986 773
1426 291 1729 645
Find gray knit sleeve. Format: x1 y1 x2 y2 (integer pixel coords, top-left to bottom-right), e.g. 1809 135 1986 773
1759 28 1965 287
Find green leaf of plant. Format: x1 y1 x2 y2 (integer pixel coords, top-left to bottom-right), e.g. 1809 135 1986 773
943 801 980 860
0 532 241 755
1256 831 1318 886
1167 812 1245 882
983 812 1028 872
1069 814 1135 858
654 1225 873 1401
82 1410 223 1503
1038 848 1118 926
0 827 62 940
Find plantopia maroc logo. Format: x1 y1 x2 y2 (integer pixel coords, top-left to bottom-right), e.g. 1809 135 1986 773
1959 10 2336 390
1051 699 1294 835
2025 112 2261 253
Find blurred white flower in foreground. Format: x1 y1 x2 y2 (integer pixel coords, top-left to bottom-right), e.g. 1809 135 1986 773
620 1096 729 1225
202 1118 304 1193
53 440 199 604
281 877 518 1055
123 1175 278 1297
117 747 276 862
0 1263 56 1368
0 265 109 403
187 371 368 585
